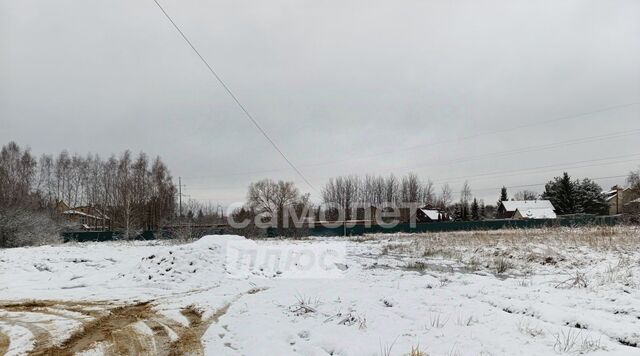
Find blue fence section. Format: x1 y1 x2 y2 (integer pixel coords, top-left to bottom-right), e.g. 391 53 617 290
61 215 618 242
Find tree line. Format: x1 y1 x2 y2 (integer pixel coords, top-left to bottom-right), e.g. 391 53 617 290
238 173 486 229
4 140 640 245
236 168 640 230
0 142 177 247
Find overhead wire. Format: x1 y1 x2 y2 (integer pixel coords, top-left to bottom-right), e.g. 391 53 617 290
151 0 316 191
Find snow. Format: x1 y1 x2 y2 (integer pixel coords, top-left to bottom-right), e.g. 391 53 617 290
419 209 441 220
1 228 640 355
515 207 557 219
500 200 555 212
62 209 106 220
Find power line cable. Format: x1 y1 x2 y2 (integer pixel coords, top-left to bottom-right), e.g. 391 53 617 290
149 0 639 196
431 153 640 184
187 153 638 192
309 102 640 167
250 102 640 172
151 0 316 191
451 174 630 195
184 129 639 180
383 131 640 176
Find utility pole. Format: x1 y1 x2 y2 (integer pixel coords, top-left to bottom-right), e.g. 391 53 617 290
178 176 183 218
343 198 346 237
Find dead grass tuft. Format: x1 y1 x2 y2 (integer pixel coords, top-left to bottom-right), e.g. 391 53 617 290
494 257 513 274
410 344 427 356
427 311 449 329
552 327 605 353
556 271 589 289
289 295 320 315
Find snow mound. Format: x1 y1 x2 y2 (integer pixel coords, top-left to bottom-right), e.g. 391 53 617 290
115 235 346 286
119 236 242 288
191 234 247 248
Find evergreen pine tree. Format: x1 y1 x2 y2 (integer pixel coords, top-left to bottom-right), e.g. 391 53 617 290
500 186 508 202
471 198 480 220
541 172 607 215
453 203 463 221
576 178 608 215
497 186 508 208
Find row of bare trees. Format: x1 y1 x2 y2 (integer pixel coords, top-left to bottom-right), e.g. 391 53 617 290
238 173 485 228
319 173 472 220
321 173 440 219
38 149 176 233
0 142 177 246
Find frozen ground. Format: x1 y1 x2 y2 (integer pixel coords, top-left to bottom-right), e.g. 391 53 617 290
1 226 639 355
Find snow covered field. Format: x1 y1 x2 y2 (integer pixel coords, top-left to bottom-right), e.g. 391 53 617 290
1 226 639 355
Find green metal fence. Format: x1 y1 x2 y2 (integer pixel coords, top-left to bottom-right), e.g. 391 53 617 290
62 215 619 242
307 215 618 236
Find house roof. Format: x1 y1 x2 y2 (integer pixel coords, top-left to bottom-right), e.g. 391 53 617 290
625 198 640 205
515 207 557 219
500 200 554 212
419 209 442 220
602 186 630 196
62 210 106 221
604 194 618 202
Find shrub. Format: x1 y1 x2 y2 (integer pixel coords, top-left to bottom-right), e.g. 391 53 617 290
0 207 62 248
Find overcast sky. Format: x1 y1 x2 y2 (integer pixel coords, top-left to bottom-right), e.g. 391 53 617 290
1 0 639 206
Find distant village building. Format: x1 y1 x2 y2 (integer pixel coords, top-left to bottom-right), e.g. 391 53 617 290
55 201 111 231
603 185 639 215
496 200 556 220
415 207 449 223
624 198 640 215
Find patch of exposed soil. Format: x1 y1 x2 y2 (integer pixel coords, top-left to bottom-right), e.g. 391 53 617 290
0 331 9 355
35 302 156 356
0 300 109 353
0 287 266 355
169 304 230 356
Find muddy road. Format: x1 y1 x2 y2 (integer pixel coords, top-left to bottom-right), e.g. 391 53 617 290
0 298 235 356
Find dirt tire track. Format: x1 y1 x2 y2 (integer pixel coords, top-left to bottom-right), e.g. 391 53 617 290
146 319 174 352
0 330 9 355
2 320 53 353
31 302 155 356
168 304 229 356
1 287 268 355
109 322 158 356
168 287 268 356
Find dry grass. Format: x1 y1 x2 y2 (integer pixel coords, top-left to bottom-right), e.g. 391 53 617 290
552 328 605 353
410 344 427 356
376 226 640 276
427 311 449 329
556 271 589 289
493 257 513 274
289 295 320 315
517 317 545 338
405 261 427 271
